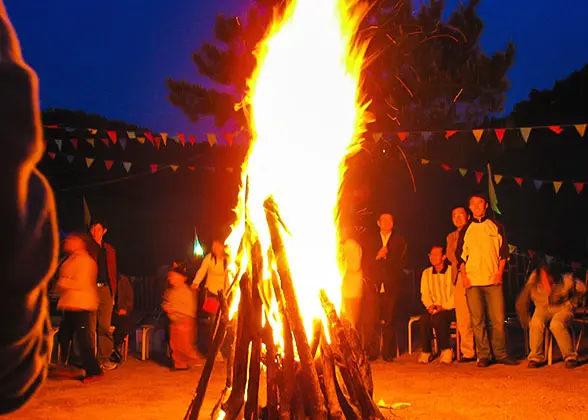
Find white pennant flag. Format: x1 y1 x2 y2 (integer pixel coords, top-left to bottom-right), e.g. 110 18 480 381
55 139 62 151
123 162 132 173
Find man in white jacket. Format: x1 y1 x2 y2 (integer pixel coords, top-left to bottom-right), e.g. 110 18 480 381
418 245 455 364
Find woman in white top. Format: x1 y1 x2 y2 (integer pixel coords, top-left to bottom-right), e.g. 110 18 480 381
191 240 228 297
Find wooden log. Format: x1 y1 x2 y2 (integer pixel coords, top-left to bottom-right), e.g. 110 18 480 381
264 198 328 420
245 241 263 420
334 365 361 419
309 319 323 360
319 333 345 419
263 325 279 420
319 289 385 419
184 294 230 420
344 321 374 397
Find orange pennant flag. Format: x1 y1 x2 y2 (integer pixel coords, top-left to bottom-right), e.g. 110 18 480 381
574 182 584 194
89 128 97 135
421 159 430 165
441 164 451 171
397 132 408 142
224 132 235 146
70 138 78 149
553 181 563 193
104 160 115 171
475 171 484 184
207 133 217 147
472 129 484 143
520 127 532 142
494 174 503 184
548 125 563 134
149 164 158 173
372 132 383 143
170 165 179 172
161 133 168 145
85 158 94 168
494 128 506 143
87 138 95 147
136 136 146 144
445 130 457 139
514 177 523 187
107 130 117 144
575 124 586 137
101 138 109 148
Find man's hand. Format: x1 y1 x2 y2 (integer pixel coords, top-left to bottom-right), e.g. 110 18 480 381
376 246 388 260
118 309 127 316
462 274 472 289
493 271 503 286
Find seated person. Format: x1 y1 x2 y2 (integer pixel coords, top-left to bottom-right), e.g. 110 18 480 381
516 263 586 368
418 245 455 364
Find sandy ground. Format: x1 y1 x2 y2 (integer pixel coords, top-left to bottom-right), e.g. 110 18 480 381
5 353 587 420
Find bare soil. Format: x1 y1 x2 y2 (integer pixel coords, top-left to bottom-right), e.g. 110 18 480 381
5 354 587 420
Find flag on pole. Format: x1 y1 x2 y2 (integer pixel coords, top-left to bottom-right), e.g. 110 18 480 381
487 163 502 215
83 197 91 228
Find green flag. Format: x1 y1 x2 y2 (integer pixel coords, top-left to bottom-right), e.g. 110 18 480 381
487 163 502 215
83 197 91 228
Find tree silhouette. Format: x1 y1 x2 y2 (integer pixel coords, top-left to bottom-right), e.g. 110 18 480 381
167 0 514 132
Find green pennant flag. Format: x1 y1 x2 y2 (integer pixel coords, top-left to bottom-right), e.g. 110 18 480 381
487 163 501 215
83 197 91 228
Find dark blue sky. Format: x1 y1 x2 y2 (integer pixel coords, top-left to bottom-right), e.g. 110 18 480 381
6 0 588 136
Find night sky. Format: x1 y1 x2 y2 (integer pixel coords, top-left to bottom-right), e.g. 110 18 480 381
6 0 588 136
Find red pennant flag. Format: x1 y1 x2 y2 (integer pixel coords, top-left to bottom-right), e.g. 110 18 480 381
48 152 56 159
149 164 158 173
46 124 58 129
494 128 506 143
224 132 235 146
475 171 484 184
441 164 451 171
187 166 195 171
145 132 154 145
106 130 117 144
104 160 115 171
528 250 535 259
514 177 523 187
101 138 109 147
445 130 457 139
70 138 78 149
178 133 186 146
154 136 161 149
571 261 581 270
574 182 584 194
397 132 408 142
189 135 196 146
548 125 563 134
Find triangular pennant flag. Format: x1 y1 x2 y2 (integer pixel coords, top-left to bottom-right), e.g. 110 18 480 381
161 133 168 145
571 261 581 271
178 133 186 146
46 124 58 129
154 136 161 149
553 181 563 193
137 136 146 144
494 174 503 184
545 255 555 264
87 138 95 147
104 160 115 171
508 244 517 254
224 132 235 146
189 135 196 146
85 157 94 168
475 171 484 184
494 128 506 143
421 158 430 165
528 250 536 259
145 132 154 145
149 164 158 173
65 155 74 164
65 127 75 132
126 130 136 139
107 130 117 144
119 137 127 150
548 125 563 134
397 132 408 142
574 182 584 194
422 132 432 142
520 127 532 142
123 162 132 173
226 167 234 173
70 138 78 149
445 130 457 139
514 177 523 187
487 163 501 215
48 152 56 159
441 164 451 171
207 133 217 147
89 128 97 135
101 138 109 147
458 168 467 177
187 166 195 171
55 139 62 151
83 197 91 228
170 165 179 172
372 132 383 143
472 129 484 143
533 180 543 190
171 136 180 144
575 124 586 137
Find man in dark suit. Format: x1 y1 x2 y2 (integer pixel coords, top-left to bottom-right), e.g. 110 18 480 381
362 213 408 361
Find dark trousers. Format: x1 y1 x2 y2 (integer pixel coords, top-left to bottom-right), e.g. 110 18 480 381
362 286 399 359
59 310 102 376
112 313 132 348
420 310 454 353
88 286 114 361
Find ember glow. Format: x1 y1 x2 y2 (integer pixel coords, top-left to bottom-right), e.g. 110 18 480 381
226 0 369 342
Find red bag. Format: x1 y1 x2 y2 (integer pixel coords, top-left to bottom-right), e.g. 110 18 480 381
202 297 220 315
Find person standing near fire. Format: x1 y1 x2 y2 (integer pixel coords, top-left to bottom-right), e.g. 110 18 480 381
191 239 229 310
362 213 408 362
340 226 363 329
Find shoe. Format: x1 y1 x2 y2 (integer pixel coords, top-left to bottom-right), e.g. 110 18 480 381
477 358 491 368
81 372 104 384
110 348 123 364
565 359 579 369
171 366 189 372
417 352 432 364
495 357 519 366
459 356 477 363
100 361 118 371
439 349 453 364
527 360 542 368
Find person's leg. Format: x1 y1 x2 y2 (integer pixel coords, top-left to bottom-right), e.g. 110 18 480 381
419 313 434 353
362 286 380 359
72 311 103 377
58 312 75 365
431 310 452 351
381 292 398 360
454 276 475 359
169 320 188 369
466 286 490 360
113 315 131 348
484 285 508 360
87 310 97 354
96 287 114 361
528 307 550 363
549 308 577 362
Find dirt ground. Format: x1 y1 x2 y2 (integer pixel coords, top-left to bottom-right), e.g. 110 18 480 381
5 353 587 420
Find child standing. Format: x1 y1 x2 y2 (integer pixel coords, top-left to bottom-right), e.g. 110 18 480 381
162 264 202 370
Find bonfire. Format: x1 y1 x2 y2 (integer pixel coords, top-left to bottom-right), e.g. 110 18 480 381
184 0 383 418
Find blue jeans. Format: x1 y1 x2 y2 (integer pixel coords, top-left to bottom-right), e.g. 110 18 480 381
466 285 507 360
528 305 576 362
